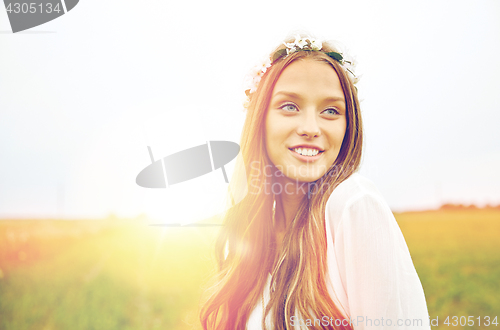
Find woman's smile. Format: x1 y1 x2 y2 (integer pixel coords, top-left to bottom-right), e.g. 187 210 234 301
289 147 324 162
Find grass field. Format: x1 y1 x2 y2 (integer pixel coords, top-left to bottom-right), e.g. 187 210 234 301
0 209 499 329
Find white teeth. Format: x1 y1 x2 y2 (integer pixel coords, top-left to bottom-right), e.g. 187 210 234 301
293 148 320 156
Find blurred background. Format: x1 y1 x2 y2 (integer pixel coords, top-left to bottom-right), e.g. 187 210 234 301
1 0 499 329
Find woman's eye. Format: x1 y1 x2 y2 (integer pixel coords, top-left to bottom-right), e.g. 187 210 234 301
323 108 339 116
280 104 298 112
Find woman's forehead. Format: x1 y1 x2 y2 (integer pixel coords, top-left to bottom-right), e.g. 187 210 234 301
272 59 344 99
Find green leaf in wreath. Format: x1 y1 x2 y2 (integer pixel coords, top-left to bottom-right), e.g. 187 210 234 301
326 52 343 62
272 49 287 62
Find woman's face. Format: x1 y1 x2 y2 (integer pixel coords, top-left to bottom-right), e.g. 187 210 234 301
265 58 347 184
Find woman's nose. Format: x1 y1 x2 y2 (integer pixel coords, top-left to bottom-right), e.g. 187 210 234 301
296 112 321 138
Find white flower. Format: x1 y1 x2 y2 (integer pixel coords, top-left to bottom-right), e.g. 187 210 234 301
250 76 262 93
293 34 307 49
249 58 271 77
341 59 359 84
310 38 322 51
259 57 272 74
342 53 356 70
244 56 273 95
248 67 263 79
283 41 297 54
286 47 297 55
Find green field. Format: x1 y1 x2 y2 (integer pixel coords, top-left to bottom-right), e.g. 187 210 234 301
0 210 499 329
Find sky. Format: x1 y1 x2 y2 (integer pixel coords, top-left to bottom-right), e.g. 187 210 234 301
0 0 499 222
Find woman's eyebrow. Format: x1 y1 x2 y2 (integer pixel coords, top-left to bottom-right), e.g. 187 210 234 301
272 91 301 99
323 96 346 104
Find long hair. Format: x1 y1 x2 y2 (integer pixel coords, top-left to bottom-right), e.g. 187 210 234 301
200 37 363 330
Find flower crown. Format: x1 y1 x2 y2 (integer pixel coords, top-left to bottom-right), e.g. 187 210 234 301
243 35 358 107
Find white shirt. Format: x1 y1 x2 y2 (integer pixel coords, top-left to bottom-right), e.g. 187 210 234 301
247 173 431 329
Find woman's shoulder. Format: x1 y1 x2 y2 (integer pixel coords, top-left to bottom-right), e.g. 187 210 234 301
326 172 384 208
325 172 392 227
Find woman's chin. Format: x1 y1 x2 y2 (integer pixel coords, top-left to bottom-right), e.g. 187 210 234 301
279 173 325 185
278 167 328 184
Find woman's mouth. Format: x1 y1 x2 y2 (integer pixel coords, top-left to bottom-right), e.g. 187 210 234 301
289 147 324 162
291 147 321 156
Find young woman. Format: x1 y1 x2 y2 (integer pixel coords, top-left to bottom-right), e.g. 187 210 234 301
200 34 430 330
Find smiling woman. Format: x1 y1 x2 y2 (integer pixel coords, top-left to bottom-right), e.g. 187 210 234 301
200 34 430 330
